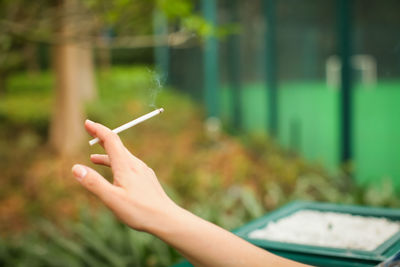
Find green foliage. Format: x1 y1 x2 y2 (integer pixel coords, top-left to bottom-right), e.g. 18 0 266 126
87 0 155 35
0 72 53 136
187 186 264 231
1 66 399 266
0 185 265 267
156 0 193 18
155 0 235 38
0 207 181 267
6 71 53 95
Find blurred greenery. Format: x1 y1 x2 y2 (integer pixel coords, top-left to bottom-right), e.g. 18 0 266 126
0 188 265 267
0 66 399 266
0 207 179 267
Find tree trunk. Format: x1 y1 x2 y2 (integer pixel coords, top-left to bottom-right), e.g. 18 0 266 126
78 43 97 101
50 42 86 156
49 0 87 156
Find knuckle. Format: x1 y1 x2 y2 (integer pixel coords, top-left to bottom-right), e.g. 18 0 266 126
147 167 155 176
139 161 147 168
84 177 97 188
138 162 149 172
105 130 117 140
114 168 127 178
110 133 122 145
138 159 148 168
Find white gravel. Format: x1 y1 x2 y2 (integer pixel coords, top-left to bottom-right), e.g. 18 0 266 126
248 210 400 251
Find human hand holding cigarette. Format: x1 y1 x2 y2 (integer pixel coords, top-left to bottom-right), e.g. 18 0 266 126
89 108 164 146
71 119 308 267
73 119 177 231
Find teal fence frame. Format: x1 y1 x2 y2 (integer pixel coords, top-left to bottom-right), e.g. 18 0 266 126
160 0 400 191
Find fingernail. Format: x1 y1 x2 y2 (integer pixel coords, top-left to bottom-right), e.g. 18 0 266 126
86 119 94 125
72 165 87 181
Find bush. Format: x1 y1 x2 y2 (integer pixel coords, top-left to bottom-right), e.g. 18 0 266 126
1 66 398 266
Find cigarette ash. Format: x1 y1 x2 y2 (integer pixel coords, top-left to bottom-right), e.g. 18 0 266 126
248 210 400 251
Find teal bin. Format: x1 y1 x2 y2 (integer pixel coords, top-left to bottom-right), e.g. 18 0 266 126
173 201 400 267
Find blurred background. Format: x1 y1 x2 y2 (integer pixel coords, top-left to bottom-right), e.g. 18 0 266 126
0 0 399 266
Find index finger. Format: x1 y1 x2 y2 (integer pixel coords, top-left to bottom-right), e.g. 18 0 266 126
85 120 128 165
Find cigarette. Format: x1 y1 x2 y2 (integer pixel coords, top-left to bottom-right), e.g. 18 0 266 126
89 108 164 146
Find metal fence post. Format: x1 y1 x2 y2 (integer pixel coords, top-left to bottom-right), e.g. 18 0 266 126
227 0 242 129
202 0 219 118
264 0 278 137
338 0 353 163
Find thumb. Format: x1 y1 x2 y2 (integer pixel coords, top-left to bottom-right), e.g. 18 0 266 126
72 164 117 205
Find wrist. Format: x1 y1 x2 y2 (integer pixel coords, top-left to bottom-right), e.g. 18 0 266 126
142 200 184 236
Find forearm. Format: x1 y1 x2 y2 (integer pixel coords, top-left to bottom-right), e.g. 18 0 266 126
74 121 309 267
149 205 308 267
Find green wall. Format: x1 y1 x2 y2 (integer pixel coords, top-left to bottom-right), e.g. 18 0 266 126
278 82 340 172
354 82 400 189
221 84 269 132
221 80 400 189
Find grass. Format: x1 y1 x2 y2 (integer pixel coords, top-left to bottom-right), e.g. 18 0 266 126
0 66 399 266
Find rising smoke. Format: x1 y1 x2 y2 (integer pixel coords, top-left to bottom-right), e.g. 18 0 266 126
146 68 165 109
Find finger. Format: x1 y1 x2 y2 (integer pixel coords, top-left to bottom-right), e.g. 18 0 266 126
72 164 120 206
90 154 111 167
84 119 98 138
85 120 127 163
85 121 147 174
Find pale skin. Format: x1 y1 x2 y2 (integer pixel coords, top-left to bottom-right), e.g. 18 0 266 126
72 120 310 267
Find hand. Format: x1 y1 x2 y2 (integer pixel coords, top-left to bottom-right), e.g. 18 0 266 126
72 121 308 267
72 120 177 232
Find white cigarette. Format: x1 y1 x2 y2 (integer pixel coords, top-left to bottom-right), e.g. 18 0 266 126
89 108 164 146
